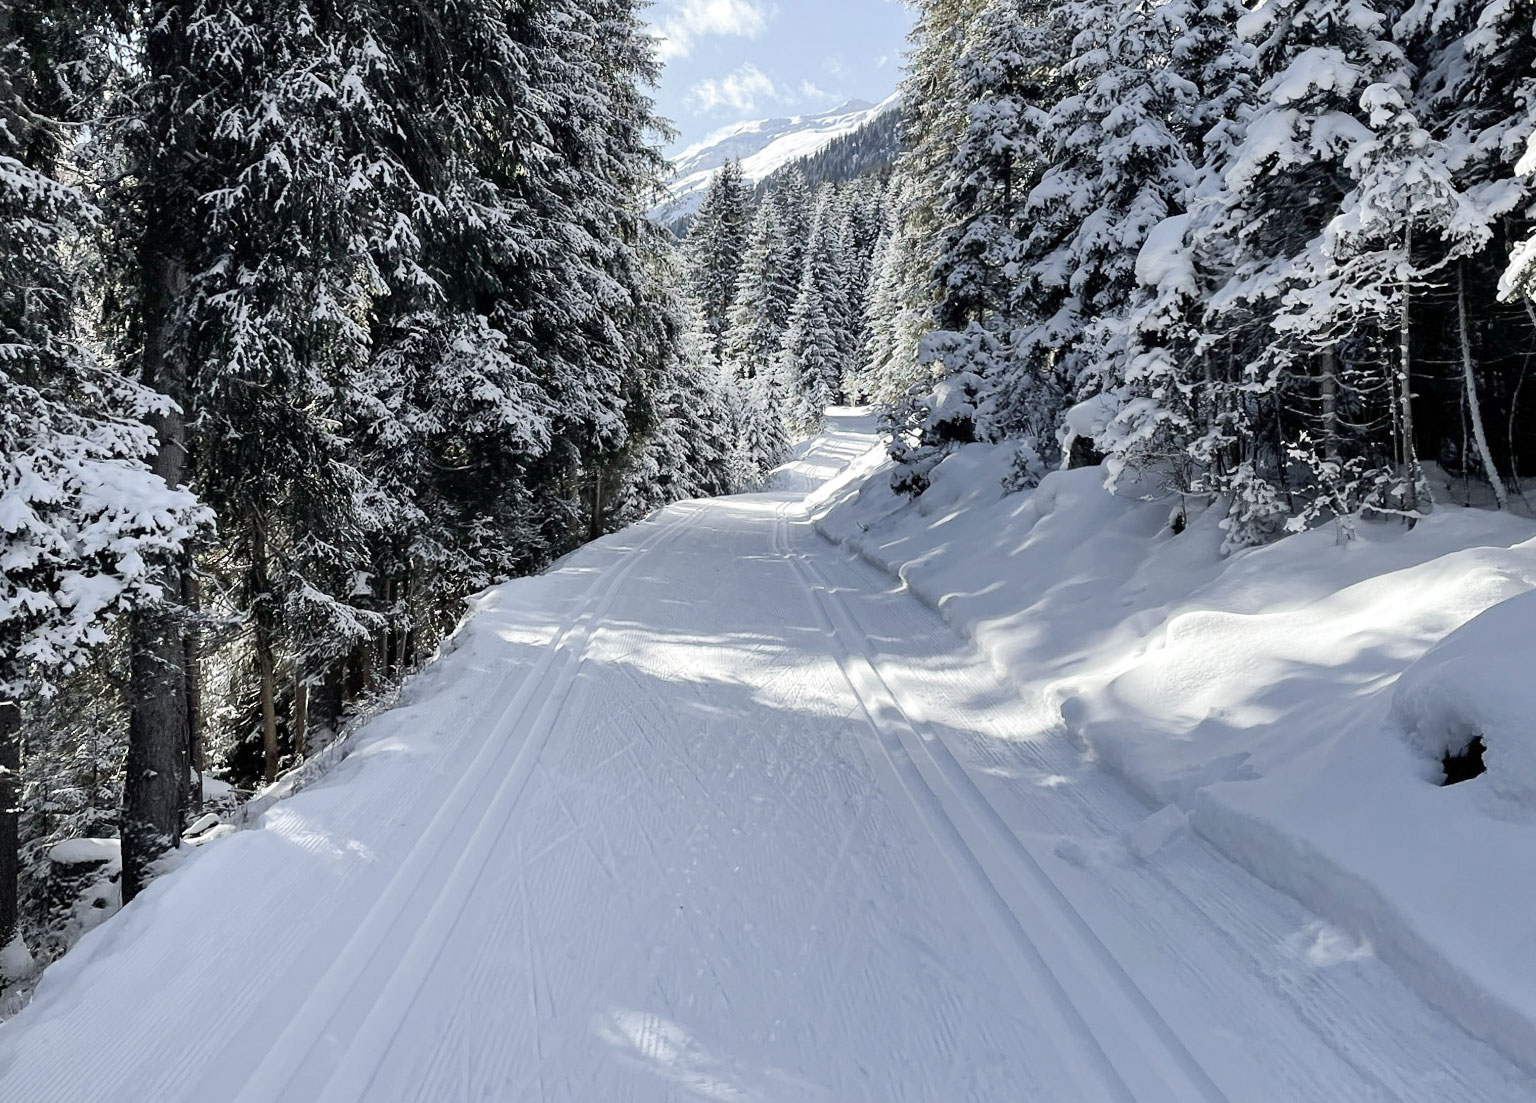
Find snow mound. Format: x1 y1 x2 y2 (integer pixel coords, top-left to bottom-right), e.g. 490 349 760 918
47 838 120 866
1126 805 1189 861
1392 590 1536 803
0 936 37 983
1134 214 1194 293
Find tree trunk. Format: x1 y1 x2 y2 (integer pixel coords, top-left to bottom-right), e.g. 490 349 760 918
1318 348 1341 461
251 518 281 785
0 699 20 955
123 249 191 905
123 0 202 906
1460 264 1508 509
184 568 204 814
293 668 308 764
1397 224 1421 522
589 470 606 544
314 660 346 736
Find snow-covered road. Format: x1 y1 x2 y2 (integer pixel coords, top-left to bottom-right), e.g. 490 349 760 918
1 412 1531 1102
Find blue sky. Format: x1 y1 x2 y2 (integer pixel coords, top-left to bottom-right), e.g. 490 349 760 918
644 0 915 154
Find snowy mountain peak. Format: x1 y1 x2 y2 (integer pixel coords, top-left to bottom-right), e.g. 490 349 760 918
654 93 900 226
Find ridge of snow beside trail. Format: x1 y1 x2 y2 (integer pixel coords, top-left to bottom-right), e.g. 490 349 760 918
812 430 1536 1079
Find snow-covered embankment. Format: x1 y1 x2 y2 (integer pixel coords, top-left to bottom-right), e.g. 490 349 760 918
813 435 1536 1075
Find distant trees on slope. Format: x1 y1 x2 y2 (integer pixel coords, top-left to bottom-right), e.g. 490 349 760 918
752 105 904 199
678 163 892 481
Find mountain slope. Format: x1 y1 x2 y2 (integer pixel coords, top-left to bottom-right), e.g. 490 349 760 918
654 94 900 226
754 104 902 198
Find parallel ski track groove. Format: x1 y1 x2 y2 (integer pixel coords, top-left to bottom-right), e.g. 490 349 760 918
229 504 701 1103
321 506 709 1103
775 502 1230 1103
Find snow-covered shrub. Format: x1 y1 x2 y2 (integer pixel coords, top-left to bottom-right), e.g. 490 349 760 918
1217 462 1293 553
889 327 1002 497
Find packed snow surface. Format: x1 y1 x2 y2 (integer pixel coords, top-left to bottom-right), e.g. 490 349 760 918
1 412 1534 1101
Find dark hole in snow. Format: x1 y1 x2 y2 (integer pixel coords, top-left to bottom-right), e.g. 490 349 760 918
1442 736 1487 786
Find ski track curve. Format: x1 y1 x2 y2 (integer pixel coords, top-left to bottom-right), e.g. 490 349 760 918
0 410 1532 1103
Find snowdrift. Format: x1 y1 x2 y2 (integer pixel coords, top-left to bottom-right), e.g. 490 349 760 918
814 438 1536 1075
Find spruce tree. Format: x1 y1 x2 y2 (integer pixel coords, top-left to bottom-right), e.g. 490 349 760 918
683 160 752 366
868 0 989 413
725 203 799 382
1091 0 1258 496
1194 0 1416 544
3 0 204 918
890 0 1057 489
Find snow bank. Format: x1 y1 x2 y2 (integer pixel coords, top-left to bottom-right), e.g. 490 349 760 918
813 439 1536 1074
1391 590 1536 803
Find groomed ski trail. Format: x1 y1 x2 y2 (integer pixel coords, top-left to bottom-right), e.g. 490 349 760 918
0 411 1531 1103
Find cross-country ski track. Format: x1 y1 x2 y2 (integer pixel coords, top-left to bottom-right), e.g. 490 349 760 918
1 411 1531 1102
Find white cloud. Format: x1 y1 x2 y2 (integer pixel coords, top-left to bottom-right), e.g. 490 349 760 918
686 63 778 113
653 0 769 62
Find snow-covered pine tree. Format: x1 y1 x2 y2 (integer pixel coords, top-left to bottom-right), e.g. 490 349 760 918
778 277 842 435
682 159 752 367
2 0 205 927
1199 0 1416 546
740 373 792 483
725 202 799 383
355 0 567 688
864 0 989 416
99 0 210 903
858 200 907 403
830 176 889 399
359 0 672 638
723 201 800 478
1505 131 1536 301
1282 63 1481 525
1027 0 1198 441
1401 0 1536 505
769 167 815 286
163 0 404 785
614 287 736 523
506 0 674 547
1088 0 1257 497
776 186 852 431
889 0 1057 491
